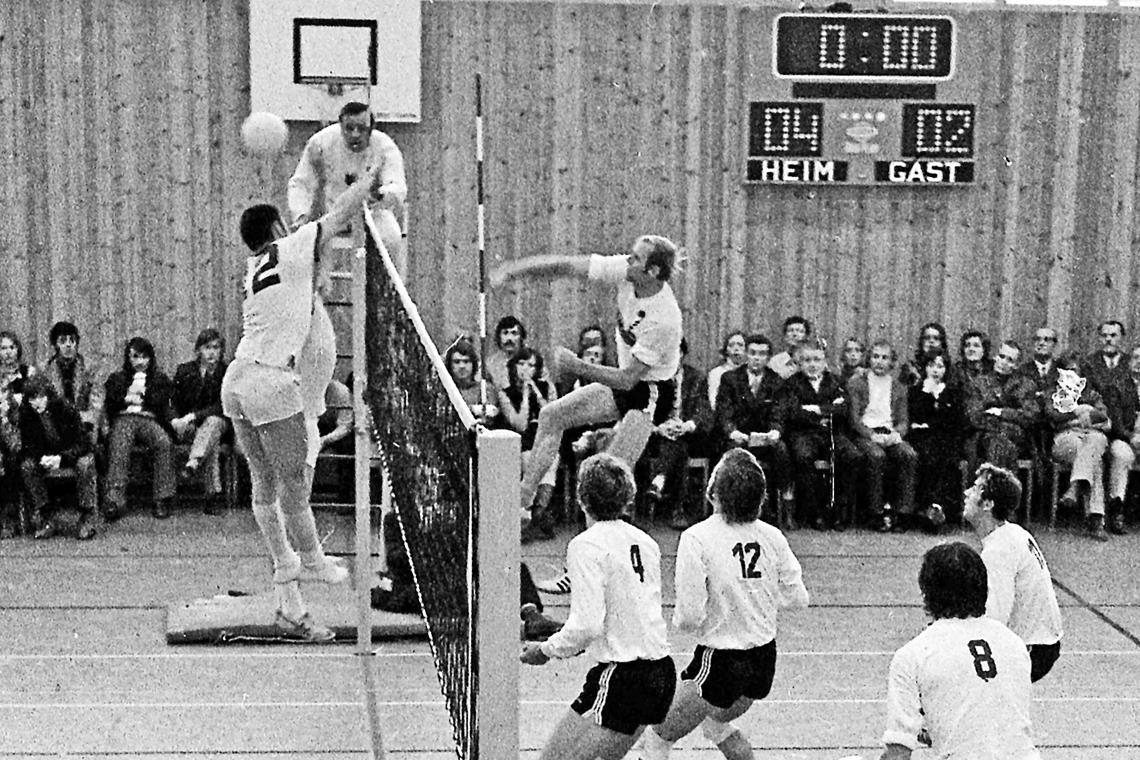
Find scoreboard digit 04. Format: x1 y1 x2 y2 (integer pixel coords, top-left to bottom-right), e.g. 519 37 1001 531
746 12 977 186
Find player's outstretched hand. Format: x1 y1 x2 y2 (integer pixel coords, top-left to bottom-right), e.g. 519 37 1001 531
488 263 513 289
520 642 550 665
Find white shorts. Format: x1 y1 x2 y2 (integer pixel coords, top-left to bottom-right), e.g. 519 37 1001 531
221 359 303 427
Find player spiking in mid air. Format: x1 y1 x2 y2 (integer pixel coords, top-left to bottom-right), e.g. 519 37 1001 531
221 163 386 642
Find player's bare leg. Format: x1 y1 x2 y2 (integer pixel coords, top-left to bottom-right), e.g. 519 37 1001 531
603 409 654 469
539 709 643 760
520 383 618 508
644 682 754 760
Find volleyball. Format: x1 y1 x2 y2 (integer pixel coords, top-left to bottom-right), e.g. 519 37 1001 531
241 111 288 155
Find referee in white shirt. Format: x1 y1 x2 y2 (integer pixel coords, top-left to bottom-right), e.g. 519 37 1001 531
520 453 675 760
641 449 809 760
964 463 1064 682
879 542 1040 760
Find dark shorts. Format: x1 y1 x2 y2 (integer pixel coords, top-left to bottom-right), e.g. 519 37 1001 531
680 641 777 710
1028 641 1060 683
571 657 677 735
613 380 676 426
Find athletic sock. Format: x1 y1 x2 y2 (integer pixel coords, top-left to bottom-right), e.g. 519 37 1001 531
275 580 305 620
252 500 300 579
641 727 673 760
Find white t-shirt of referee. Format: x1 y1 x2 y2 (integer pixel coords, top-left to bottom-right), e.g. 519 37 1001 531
233 221 320 369
587 255 682 382
540 519 669 664
883 616 1040 760
981 522 1063 647
673 514 809 649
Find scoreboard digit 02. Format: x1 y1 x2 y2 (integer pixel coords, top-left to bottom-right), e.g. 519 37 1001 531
746 13 977 186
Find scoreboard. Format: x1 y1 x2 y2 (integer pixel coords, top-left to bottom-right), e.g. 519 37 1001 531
747 13 977 186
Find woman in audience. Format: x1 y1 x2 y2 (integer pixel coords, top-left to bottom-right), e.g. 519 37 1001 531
958 329 993 385
103 337 176 521
838 337 867 389
907 349 965 529
0 330 36 400
707 330 747 411
501 347 559 537
899 321 953 387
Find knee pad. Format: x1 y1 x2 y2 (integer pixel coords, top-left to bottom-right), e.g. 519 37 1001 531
700 717 736 745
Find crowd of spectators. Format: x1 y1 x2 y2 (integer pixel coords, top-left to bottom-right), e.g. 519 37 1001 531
446 314 1140 542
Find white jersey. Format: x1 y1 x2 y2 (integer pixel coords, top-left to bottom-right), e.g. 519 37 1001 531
883 617 1040 760
233 222 320 368
287 124 407 233
673 514 808 649
588 255 682 382
981 523 1063 647
540 519 669 664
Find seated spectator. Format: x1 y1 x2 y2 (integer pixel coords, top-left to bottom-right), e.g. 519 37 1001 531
0 389 21 539
40 321 102 432
1017 327 1062 494
17 375 99 540
848 340 917 531
484 315 528 393
576 323 611 364
706 329 746 411
499 347 559 536
171 328 229 514
641 338 715 529
1046 356 1112 540
959 329 994 386
0 330 36 400
770 316 811 379
907 349 965 528
103 337 176 521
445 338 499 422
1081 320 1135 535
715 333 793 525
781 337 859 530
899 321 954 388
838 336 867 389
965 340 1038 472
309 377 355 504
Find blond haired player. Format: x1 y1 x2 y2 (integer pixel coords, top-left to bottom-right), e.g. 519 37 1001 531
878 542 1040 760
222 164 384 642
641 449 809 760
520 453 676 760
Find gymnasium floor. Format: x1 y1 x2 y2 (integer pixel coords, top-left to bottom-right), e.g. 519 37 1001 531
1 506 1137 758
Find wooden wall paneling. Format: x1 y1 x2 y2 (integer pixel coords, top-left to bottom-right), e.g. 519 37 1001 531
15 3 46 356
1044 14 1084 345
187 1 215 344
995 15 1030 342
0 3 25 336
717 7 747 361
1125 18 1140 336
863 196 896 344
165 0 194 358
682 3 706 353
831 195 862 348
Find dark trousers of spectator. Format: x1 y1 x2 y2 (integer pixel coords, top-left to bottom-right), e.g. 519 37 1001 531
853 438 917 519
21 454 99 523
641 432 715 522
746 440 791 493
911 433 964 522
104 413 175 510
0 456 21 534
789 431 859 525
173 415 227 495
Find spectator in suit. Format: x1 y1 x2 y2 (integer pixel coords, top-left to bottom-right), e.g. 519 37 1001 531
17 375 99 540
103 337 176 521
769 316 811 380
171 328 230 514
40 321 102 432
715 333 793 526
642 338 715 529
838 337 867 389
908 349 965 528
781 338 859 530
0 330 35 400
848 340 917 531
1081 320 1135 534
0 388 21 539
899 321 954 387
959 330 993 386
1046 356 1112 540
965 341 1038 473
706 329 747 412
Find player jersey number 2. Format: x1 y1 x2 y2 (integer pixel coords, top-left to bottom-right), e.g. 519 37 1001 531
250 246 282 295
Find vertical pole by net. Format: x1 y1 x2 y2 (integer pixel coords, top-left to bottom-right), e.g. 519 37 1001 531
475 73 489 411
475 429 520 760
353 219 385 759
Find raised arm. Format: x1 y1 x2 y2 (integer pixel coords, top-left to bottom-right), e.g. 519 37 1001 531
489 255 592 288
316 165 385 248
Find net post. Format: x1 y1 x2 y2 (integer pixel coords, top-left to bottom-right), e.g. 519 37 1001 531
474 428 520 760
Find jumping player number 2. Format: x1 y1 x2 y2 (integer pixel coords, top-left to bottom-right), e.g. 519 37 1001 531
967 639 998 681
251 246 282 295
630 545 645 582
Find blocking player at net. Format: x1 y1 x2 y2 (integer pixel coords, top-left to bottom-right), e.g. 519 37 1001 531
963 463 1064 682
520 453 676 760
641 448 809 760
490 235 683 513
221 163 385 642
878 542 1041 760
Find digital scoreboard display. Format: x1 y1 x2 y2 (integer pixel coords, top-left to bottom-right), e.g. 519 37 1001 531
746 13 977 186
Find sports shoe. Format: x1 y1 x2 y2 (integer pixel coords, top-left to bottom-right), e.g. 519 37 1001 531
1109 512 1128 535
274 610 336 643
925 503 946 530
76 516 98 541
34 521 57 540
535 571 572 595
521 603 563 641
1088 514 1109 542
299 556 351 585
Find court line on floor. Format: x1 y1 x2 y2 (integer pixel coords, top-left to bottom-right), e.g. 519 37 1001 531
1053 578 1140 648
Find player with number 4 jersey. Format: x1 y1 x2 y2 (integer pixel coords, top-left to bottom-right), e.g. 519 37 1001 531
879 542 1040 760
641 449 808 760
